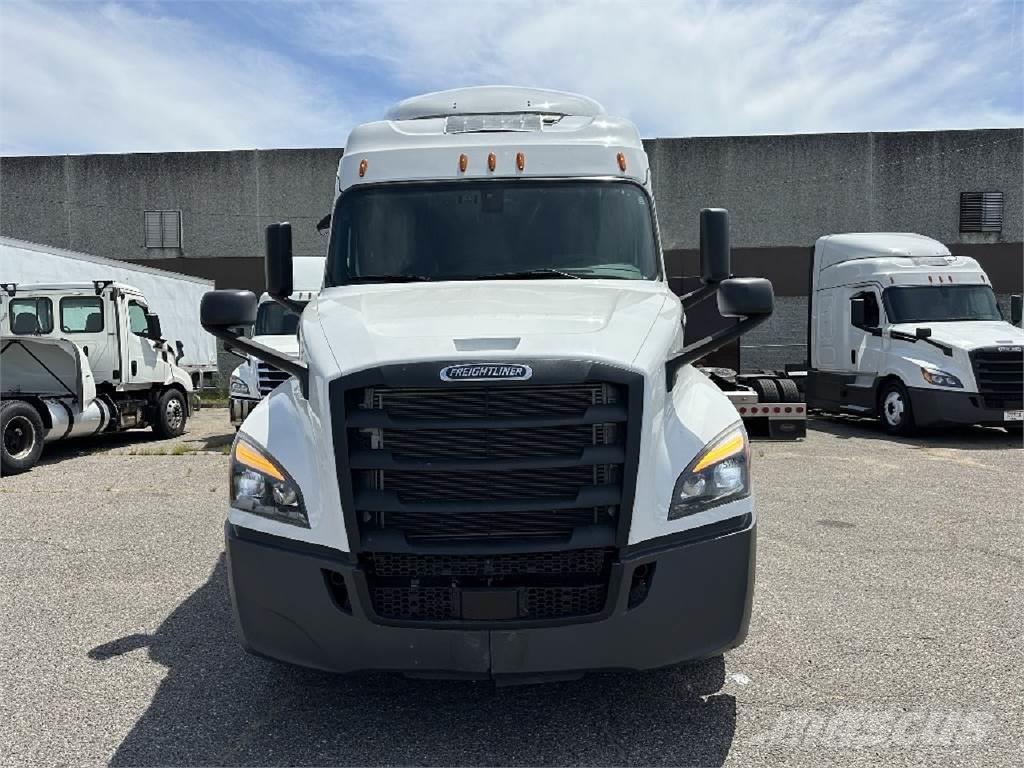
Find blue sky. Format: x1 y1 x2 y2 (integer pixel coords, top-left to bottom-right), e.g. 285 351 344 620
1 0 1021 155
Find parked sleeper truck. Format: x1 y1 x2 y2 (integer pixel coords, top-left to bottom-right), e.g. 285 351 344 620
1 281 195 474
200 87 775 681
804 233 1024 434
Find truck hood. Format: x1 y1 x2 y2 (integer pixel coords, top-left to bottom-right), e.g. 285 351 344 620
251 334 301 360
312 281 670 373
890 321 1024 351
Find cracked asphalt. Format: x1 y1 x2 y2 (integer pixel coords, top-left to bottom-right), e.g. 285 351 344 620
0 409 1020 766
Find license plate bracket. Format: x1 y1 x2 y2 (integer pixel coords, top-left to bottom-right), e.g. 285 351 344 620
461 588 520 620
1005 410 1024 422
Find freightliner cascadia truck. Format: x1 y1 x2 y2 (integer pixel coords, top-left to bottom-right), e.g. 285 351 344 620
200 87 776 681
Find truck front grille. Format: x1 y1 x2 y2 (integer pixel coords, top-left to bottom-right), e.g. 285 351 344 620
345 381 628 542
256 362 290 397
970 347 1024 409
363 549 613 622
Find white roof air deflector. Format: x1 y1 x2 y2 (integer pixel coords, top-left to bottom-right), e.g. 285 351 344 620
445 113 545 134
386 86 605 121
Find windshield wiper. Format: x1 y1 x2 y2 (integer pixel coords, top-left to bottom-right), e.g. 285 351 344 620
471 269 582 280
343 274 432 284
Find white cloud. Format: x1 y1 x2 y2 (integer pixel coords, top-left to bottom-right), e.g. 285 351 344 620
0 1 353 154
301 0 1023 136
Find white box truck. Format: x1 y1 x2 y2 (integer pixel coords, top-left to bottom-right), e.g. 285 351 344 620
200 87 775 681
805 233 1024 434
227 256 325 428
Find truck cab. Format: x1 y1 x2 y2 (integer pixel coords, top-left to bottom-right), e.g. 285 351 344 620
806 233 1024 433
200 87 775 680
1 281 194 473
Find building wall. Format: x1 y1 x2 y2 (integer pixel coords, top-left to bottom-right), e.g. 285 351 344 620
2 130 1021 371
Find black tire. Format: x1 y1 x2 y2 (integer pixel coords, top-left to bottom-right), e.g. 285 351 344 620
751 378 781 403
1 400 46 475
776 378 801 403
152 389 187 439
878 379 916 436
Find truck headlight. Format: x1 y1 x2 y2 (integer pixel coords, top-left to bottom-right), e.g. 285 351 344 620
229 375 250 395
920 367 963 388
230 440 308 527
669 423 750 519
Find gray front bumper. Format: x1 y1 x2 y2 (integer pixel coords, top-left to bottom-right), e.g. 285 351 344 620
224 517 756 680
909 387 1022 427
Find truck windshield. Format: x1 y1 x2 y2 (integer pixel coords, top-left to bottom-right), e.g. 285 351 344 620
883 285 1002 323
255 302 300 335
325 180 660 285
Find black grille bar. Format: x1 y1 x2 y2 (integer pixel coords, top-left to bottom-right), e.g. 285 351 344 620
971 347 1024 409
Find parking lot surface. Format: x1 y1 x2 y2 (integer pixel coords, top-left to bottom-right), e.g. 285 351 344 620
1 409 1020 767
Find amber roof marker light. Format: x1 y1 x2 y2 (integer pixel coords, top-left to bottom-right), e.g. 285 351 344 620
617 152 627 172
488 152 497 172
458 153 469 172
358 158 368 177
516 152 525 171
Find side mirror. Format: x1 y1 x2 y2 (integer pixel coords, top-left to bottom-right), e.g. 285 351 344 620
201 290 258 329
145 313 163 340
1012 294 1023 326
915 327 932 339
850 298 866 328
699 208 731 284
717 277 774 318
316 213 332 234
266 222 294 299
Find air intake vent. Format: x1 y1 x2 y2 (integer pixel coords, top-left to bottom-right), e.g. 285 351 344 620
960 192 1003 233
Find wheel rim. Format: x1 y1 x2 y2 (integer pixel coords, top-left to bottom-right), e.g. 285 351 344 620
4 415 36 460
883 390 904 426
165 398 184 431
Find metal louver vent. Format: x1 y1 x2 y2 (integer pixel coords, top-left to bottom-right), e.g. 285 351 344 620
144 210 182 248
959 192 1003 233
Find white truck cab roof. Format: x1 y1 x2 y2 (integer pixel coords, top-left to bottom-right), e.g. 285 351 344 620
336 86 648 195
815 233 991 290
7 281 144 297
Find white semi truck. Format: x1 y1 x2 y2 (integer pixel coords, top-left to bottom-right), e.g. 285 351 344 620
1 282 196 474
805 233 1024 434
200 87 775 681
227 257 325 428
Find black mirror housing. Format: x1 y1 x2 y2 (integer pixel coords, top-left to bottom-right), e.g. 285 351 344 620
145 313 163 340
915 327 932 339
1011 294 1023 326
850 297 866 328
266 222 294 299
201 290 258 329
717 277 774 318
699 208 731 284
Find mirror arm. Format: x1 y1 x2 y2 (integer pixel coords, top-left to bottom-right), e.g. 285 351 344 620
679 281 724 312
203 324 309 396
665 313 771 390
272 296 306 314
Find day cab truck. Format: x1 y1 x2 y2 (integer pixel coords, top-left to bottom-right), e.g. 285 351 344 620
200 86 776 681
805 233 1024 434
228 256 325 428
1 281 195 474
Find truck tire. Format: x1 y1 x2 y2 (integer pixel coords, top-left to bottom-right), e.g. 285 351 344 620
878 379 916 436
776 377 801 403
751 378 780 403
152 389 187 439
1 400 46 475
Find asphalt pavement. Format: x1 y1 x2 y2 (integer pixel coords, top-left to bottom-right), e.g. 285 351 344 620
1 409 1020 766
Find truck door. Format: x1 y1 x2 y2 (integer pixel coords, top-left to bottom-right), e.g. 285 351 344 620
122 297 164 389
848 288 885 377
58 293 114 378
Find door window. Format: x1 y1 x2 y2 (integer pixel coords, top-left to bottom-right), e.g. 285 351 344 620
8 297 54 334
127 301 149 335
851 291 881 330
60 296 105 333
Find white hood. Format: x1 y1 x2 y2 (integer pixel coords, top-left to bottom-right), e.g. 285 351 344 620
890 320 1024 351
311 280 670 374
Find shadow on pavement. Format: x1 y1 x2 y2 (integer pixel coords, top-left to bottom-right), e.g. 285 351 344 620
90 555 737 766
809 415 1021 450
